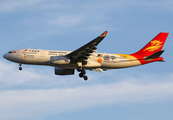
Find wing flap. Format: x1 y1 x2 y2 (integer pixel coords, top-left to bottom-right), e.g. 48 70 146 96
90 68 103 72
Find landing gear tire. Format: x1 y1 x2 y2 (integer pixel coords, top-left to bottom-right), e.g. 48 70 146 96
79 73 84 78
77 66 88 80
19 63 22 71
81 70 86 74
83 76 88 81
19 67 22 71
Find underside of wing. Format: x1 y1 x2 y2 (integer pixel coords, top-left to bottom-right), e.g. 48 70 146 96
66 31 108 63
90 68 103 72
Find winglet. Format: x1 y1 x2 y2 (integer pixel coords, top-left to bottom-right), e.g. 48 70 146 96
100 31 108 37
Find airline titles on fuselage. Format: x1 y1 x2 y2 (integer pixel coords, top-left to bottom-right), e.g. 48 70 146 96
48 51 67 56
22 49 40 54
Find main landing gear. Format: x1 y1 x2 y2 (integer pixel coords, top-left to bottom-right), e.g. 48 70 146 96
77 66 88 81
19 63 22 71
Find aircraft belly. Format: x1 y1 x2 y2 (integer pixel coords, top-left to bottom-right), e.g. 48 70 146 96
101 61 141 68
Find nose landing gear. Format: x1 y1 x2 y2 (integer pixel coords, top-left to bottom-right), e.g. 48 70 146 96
19 63 22 71
77 67 88 81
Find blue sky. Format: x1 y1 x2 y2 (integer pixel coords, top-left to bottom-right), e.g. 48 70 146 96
0 0 173 120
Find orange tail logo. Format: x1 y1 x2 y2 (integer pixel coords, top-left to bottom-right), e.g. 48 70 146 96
144 40 163 52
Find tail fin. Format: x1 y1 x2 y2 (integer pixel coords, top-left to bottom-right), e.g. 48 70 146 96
132 32 169 56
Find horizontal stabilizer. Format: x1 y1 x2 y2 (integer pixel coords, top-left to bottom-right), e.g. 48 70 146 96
145 50 164 60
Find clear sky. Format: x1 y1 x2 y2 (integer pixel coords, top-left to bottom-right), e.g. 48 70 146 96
0 0 173 120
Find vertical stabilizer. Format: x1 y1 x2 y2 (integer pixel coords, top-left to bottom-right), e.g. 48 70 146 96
132 32 169 56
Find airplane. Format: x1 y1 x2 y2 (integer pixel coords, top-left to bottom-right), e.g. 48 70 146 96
3 31 169 80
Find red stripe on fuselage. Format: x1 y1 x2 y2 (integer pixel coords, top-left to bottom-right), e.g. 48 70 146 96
131 54 163 65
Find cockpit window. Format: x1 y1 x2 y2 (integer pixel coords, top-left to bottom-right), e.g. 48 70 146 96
8 51 12 53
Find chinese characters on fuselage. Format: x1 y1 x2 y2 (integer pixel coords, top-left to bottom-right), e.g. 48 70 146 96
97 54 117 63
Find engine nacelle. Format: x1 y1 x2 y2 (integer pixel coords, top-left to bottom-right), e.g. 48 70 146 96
55 67 74 75
50 56 70 64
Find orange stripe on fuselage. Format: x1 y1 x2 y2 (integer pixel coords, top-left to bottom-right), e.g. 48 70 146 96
117 54 141 64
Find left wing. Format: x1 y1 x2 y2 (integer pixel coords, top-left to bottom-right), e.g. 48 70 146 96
66 31 107 62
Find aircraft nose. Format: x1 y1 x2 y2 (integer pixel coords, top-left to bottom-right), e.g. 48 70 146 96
3 54 7 59
3 53 11 60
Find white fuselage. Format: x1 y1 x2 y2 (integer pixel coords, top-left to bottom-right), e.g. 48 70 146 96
3 49 141 70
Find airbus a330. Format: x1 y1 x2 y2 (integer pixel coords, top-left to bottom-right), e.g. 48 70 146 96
3 31 169 80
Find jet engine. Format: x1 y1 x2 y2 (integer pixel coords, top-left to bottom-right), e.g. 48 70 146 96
55 67 74 75
50 56 70 64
